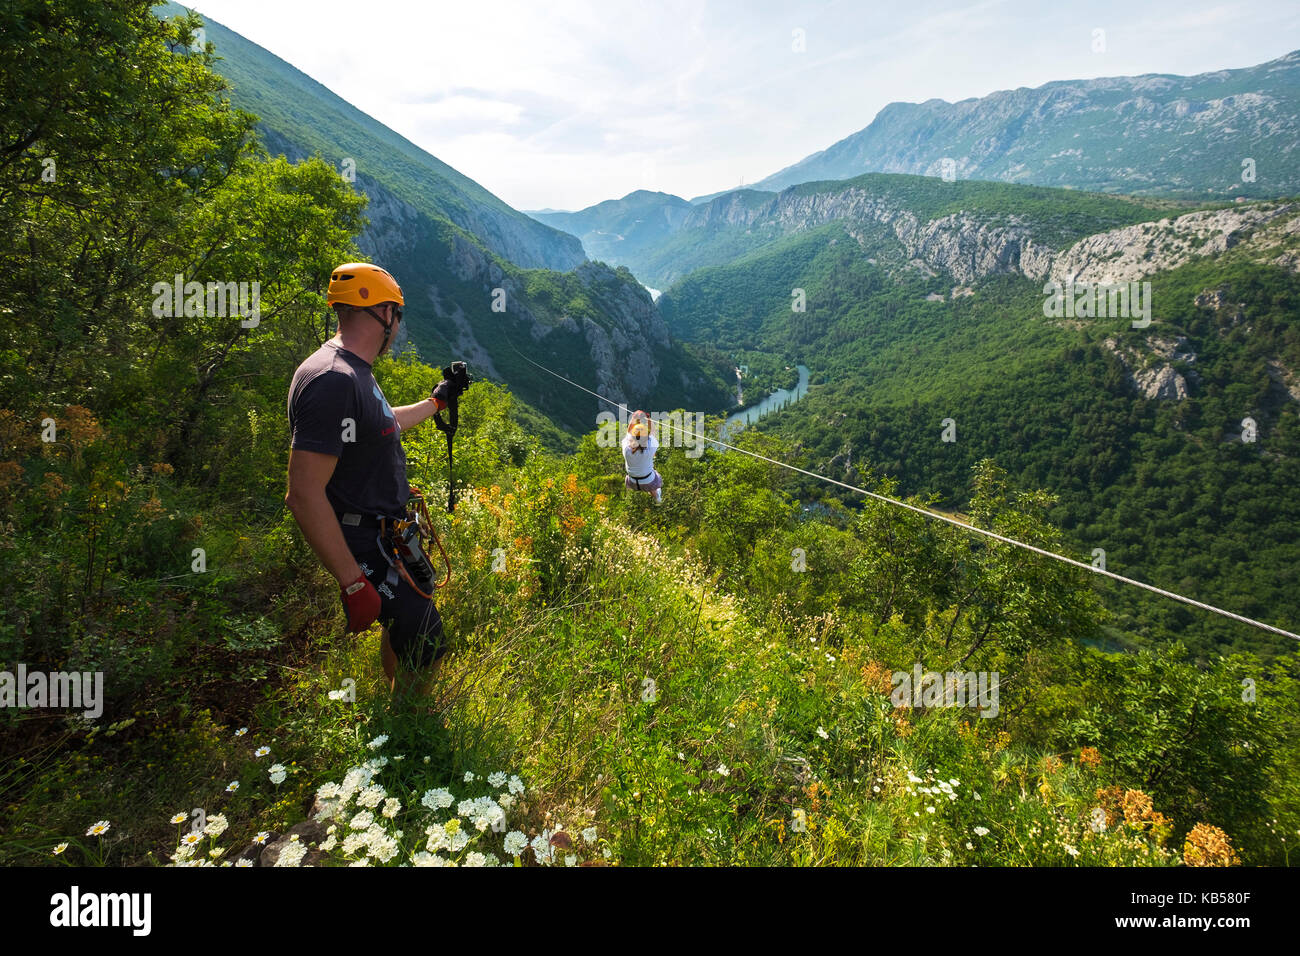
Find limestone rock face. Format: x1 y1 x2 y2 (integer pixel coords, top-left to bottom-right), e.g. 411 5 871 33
675 180 1295 292
1103 336 1192 401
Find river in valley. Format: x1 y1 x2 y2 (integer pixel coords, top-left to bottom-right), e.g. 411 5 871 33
721 364 811 438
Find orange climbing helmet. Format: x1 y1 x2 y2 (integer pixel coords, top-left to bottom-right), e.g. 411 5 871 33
326 262 404 308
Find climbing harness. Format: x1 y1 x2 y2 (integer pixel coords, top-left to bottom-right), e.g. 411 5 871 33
376 486 451 598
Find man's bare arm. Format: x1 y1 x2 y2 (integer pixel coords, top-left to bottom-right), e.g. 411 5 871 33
285 449 363 585
392 398 439 431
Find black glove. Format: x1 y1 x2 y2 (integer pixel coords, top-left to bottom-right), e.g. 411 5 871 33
432 362 472 409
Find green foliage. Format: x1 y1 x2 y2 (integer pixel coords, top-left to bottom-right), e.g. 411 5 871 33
1 1 1294 873
658 205 1300 660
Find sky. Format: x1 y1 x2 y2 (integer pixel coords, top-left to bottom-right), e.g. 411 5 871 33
189 0 1300 212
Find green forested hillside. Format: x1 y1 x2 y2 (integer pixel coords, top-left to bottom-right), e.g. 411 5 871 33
152 3 733 432
593 173 1215 289
527 190 695 269
1 1 1295 874
154 1 584 273
658 206 1300 660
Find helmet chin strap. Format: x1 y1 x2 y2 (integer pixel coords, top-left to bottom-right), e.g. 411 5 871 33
364 306 394 353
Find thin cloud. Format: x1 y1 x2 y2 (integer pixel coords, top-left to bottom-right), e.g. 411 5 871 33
192 0 1298 210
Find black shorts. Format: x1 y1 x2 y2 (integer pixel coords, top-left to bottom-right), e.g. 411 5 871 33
351 544 447 671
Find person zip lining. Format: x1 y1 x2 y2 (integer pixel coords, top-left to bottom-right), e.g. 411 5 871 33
284 262 468 706
622 410 663 504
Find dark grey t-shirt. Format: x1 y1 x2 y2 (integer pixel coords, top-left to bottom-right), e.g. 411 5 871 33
287 340 408 546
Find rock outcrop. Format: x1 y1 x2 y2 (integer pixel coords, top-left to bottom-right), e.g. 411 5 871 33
1103 336 1195 401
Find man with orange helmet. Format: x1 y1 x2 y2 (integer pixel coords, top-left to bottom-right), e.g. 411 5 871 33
284 263 462 703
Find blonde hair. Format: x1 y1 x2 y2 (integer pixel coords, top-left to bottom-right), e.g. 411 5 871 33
627 410 652 437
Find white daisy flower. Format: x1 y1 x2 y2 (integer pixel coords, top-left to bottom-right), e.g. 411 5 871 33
53 842 69 855
255 746 270 758
234 727 248 737
85 820 110 837
225 781 239 793
169 813 187 825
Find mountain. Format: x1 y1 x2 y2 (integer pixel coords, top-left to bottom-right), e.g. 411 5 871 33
527 190 695 269
159 2 581 273
655 175 1300 659
586 173 1213 288
747 49 1300 199
158 3 733 431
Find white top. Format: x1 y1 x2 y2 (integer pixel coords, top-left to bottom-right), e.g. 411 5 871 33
622 433 659 480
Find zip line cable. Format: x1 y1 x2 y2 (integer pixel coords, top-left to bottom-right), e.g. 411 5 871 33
504 339 1300 642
